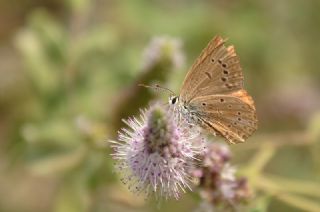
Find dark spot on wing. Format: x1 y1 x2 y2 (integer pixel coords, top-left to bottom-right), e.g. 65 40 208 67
205 72 212 79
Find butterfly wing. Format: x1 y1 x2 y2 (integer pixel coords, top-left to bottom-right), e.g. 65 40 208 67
189 90 258 144
179 36 257 143
180 36 244 103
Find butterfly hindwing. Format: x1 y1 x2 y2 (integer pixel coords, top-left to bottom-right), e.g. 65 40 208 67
189 90 257 144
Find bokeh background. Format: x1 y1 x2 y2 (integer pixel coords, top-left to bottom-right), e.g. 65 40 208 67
1 0 320 211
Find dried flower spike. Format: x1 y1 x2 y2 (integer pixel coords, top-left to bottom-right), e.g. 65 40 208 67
191 142 252 210
110 104 204 200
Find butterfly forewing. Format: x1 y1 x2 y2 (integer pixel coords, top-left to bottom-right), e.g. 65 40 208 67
178 36 257 143
180 36 244 103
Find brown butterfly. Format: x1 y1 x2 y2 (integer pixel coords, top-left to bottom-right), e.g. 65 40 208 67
168 36 258 144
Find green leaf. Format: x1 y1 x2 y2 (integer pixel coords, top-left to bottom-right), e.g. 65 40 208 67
54 178 89 212
70 27 118 64
250 196 271 212
308 112 320 178
15 10 67 97
241 144 275 179
277 193 320 212
28 145 87 176
21 119 81 147
67 0 90 12
266 174 320 198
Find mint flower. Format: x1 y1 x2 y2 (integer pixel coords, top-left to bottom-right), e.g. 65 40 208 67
191 142 252 210
110 104 204 199
142 36 185 71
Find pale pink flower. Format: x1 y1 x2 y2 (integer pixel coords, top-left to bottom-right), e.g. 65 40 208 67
111 104 204 199
191 142 252 210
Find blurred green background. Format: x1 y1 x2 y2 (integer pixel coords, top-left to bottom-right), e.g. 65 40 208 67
0 0 320 211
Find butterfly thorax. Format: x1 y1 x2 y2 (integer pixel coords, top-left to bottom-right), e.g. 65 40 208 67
169 96 203 126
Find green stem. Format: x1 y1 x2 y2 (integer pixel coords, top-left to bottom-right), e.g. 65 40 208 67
241 144 275 180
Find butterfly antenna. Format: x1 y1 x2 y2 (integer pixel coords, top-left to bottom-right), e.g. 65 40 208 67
138 84 176 96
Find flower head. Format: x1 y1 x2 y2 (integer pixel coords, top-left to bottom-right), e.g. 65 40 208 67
191 142 252 210
111 104 204 199
142 36 185 71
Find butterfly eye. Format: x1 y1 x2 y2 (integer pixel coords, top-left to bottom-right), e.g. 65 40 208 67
171 97 177 104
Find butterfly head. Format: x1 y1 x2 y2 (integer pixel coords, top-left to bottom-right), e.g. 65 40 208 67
169 96 179 105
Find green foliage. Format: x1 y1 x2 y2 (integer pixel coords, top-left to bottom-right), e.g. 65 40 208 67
0 0 320 211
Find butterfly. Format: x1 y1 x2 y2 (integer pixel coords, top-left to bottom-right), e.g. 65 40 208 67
168 36 258 144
